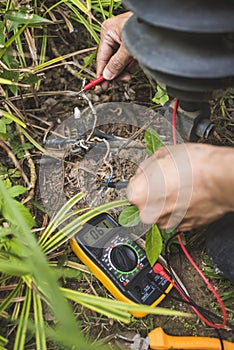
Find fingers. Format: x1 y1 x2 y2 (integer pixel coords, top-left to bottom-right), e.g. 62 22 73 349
127 156 166 225
96 27 120 78
126 144 192 230
96 12 134 88
102 44 132 80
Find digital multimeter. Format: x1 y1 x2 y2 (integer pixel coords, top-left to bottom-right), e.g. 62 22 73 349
70 213 173 317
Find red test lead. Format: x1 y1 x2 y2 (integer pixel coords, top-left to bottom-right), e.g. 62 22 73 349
78 58 136 94
153 262 227 329
79 76 105 93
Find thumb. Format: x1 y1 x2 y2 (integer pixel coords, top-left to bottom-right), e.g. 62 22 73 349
103 44 132 80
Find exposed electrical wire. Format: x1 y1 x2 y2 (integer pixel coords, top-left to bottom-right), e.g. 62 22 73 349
172 98 179 145
177 233 227 328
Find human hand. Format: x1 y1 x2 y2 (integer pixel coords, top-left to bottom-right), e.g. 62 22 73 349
127 143 234 231
96 12 137 89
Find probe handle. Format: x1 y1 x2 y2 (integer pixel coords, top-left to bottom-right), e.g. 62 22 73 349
148 327 234 350
83 76 105 91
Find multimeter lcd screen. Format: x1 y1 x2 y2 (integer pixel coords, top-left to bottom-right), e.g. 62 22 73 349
81 219 114 246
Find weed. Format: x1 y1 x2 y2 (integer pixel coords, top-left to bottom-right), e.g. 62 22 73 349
203 254 234 321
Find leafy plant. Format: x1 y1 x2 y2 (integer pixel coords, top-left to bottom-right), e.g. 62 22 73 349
152 85 169 106
66 0 122 43
203 255 234 316
145 224 163 266
144 127 164 155
0 2 51 96
0 182 190 349
118 205 140 227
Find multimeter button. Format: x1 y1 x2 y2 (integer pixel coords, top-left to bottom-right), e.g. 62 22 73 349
110 245 137 272
134 285 142 293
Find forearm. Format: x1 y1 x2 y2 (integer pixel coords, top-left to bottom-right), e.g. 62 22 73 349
211 146 234 213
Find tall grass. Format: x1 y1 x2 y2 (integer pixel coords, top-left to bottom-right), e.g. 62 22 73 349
0 182 190 349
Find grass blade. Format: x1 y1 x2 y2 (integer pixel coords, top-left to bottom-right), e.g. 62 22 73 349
0 335 8 350
97 0 106 20
0 78 29 88
68 3 100 43
62 288 191 321
18 126 47 153
109 0 114 17
61 288 130 323
33 292 47 350
0 180 88 350
13 287 32 350
38 192 86 247
34 47 96 72
41 199 129 253
0 280 22 316
0 109 26 127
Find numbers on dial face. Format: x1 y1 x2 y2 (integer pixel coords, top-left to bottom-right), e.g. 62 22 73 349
101 237 146 286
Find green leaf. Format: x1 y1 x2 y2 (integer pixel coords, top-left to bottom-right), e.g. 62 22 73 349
8 185 27 198
0 22 5 48
54 266 82 281
2 198 35 229
2 178 11 189
83 52 95 66
0 119 6 134
5 10 51 25
2 50 19 70
23 73 41 86
145 224 162 266
0 227 14 239
144 128 163 155
1 52 20 94
152 85 169 106
118 205 140 227
0 110 26 128
0 255 30 276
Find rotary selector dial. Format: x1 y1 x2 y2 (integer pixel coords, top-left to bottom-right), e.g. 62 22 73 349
110 244 138 272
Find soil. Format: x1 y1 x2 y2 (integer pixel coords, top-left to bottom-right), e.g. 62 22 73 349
10 19 234 349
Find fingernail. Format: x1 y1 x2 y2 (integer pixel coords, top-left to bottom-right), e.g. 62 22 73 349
103 68 114 80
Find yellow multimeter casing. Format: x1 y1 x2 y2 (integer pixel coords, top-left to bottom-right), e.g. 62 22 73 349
70 212 173 317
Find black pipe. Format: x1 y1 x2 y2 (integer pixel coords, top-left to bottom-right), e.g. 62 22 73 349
122 0 234 101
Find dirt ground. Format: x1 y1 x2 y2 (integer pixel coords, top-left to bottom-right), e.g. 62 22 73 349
15 21 234 349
